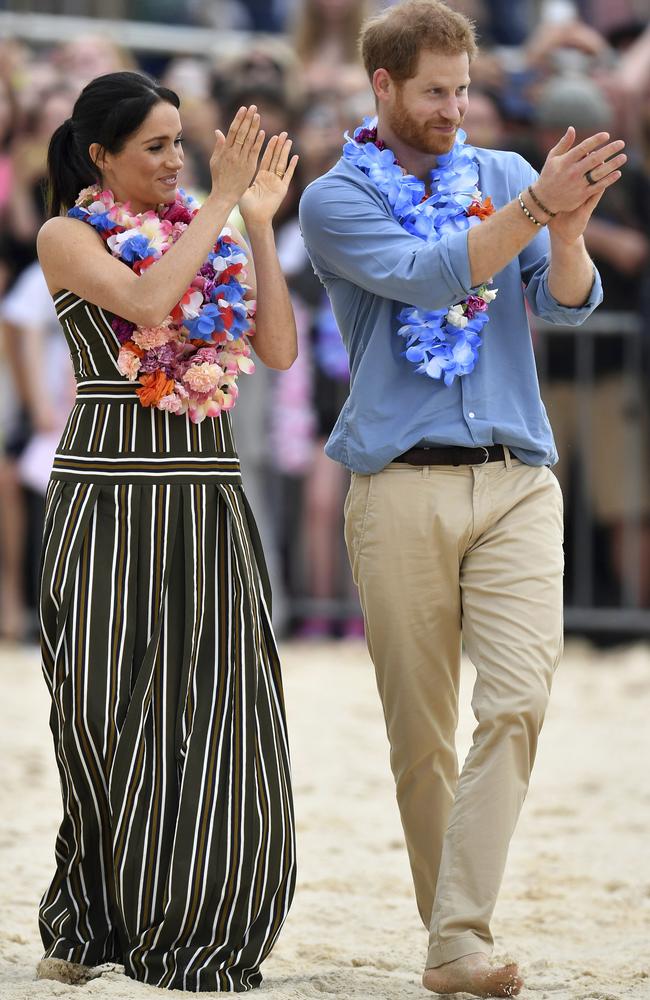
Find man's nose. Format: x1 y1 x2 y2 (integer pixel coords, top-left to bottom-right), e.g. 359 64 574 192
440 97 462 122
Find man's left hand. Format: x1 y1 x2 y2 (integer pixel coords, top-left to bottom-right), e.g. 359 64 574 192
548 189 605 244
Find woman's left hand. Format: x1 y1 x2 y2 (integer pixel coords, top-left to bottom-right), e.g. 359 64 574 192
239 133 299 227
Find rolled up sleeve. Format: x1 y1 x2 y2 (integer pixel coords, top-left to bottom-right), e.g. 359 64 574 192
299 177 474 312
525 257 603 324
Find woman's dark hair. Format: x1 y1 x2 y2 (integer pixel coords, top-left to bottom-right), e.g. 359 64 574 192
46 70 180 217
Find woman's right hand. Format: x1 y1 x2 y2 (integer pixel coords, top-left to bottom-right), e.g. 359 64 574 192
209 106 265 205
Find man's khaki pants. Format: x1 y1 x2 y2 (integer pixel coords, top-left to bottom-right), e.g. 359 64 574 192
344 452 564 968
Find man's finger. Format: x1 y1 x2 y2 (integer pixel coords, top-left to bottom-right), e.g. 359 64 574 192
550 125 575 156
565 130 611 162
581 140 626 174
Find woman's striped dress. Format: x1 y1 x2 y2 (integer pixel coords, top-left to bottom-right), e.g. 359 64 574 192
38 290 296 992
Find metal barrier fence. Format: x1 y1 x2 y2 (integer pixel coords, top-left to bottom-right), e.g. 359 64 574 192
534 310 649 636
0 10 255 56
289 312 650 639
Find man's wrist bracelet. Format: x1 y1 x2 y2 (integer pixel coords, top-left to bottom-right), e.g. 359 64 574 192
518 192 546 227
527 184 556 218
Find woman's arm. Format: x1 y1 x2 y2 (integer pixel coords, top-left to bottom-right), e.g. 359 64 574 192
238 134 299 370
37 107 264 327
231 222 297 370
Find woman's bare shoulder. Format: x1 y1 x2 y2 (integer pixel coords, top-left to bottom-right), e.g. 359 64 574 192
37 217 106 295
38 214 104 249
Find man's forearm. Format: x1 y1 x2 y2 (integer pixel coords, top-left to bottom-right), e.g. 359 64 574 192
467 192 542 287
547 234 595 307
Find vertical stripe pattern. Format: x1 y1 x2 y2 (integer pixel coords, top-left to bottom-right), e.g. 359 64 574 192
39 293 296 992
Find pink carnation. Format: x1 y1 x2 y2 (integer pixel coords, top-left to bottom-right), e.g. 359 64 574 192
158 391 184 414
191 347 220 365
162 201 193 225
132 324 176 350
117 347 142 380
139 343 179 375
465 295 489 320
183 362 224 395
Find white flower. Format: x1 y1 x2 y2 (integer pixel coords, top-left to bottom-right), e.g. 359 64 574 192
180 289 204 320
482 287 498 303
446 304 469 329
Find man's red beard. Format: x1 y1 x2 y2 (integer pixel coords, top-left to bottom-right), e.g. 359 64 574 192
387 86 462 156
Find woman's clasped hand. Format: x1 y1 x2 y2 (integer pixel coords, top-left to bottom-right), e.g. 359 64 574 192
209 104 299 222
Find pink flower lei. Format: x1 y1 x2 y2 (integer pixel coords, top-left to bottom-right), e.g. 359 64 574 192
69 184 256 423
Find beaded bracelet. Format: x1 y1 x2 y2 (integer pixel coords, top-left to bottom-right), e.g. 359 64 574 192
518 192 545 227
527 184 556 218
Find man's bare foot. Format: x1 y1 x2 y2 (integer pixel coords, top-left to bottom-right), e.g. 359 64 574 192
36 958 115 986
423 952 523 997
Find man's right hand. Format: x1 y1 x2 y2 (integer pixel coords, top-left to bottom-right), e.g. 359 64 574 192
533 127 626 215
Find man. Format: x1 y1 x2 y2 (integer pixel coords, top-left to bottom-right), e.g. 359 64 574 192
298 1 624 996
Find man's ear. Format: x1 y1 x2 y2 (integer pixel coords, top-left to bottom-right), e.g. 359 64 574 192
372 68 393 104
88 142 105 172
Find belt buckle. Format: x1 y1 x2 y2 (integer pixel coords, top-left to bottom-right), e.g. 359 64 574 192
475 446 490 466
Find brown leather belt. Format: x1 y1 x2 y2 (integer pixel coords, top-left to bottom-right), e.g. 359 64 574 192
393 445 505 466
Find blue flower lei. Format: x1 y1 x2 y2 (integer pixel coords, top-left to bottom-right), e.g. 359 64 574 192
342 117 498 386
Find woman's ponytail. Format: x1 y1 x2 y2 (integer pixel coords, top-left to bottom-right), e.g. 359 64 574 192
46 117 97 218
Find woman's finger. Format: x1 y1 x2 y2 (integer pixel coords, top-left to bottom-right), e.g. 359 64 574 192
282 154 299 187
249 128 265 166
258 135 278 174
240 113 261 155
225 106 248 145
231 106 258 148
269 132 288 173
276 137 293 176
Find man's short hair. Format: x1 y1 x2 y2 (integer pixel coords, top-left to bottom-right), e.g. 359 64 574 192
360 0 478 83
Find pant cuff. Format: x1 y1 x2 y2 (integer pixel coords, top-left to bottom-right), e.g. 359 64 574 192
426 932 492 969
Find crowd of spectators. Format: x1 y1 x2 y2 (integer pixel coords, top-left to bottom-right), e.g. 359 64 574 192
0 0 649 643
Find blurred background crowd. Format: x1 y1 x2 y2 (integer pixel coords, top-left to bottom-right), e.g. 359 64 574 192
0 0 649 644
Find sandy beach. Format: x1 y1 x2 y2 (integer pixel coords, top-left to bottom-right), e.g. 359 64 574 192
1 637 649 1000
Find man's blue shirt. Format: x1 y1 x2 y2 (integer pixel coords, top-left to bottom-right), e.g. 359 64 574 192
298 147 603 474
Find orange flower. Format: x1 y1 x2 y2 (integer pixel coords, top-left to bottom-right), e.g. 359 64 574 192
468 196 495 221
137 370 175 407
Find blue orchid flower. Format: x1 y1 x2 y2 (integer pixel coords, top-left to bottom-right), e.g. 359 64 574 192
344 121 496 385
119 234 154 262
68 206 116 232
212 281 245 304
184 303 225 340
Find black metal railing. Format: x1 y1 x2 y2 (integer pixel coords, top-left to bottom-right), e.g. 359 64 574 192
534 311 649 636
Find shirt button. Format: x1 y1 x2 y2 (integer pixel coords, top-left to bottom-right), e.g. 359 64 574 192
468 411 476 419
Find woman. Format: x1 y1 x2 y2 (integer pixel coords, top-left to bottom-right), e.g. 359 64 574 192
35 70 298 992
